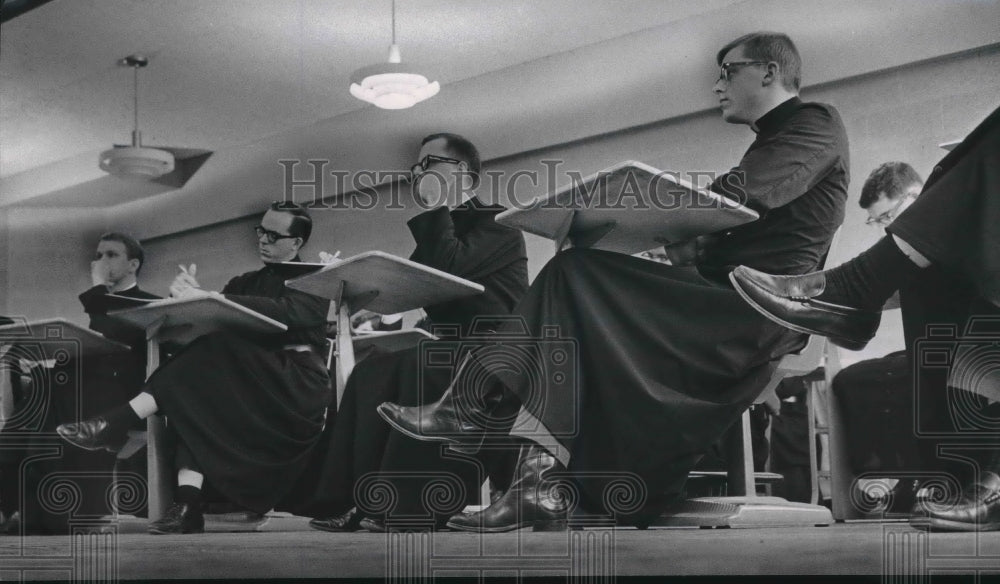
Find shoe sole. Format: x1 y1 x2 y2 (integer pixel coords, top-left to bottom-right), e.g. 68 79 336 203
55 429 122 454
147 526 205 535
309 521 359 533
728 271 868 351
445 519 567 533
376 405 462 445
910 516 1000 532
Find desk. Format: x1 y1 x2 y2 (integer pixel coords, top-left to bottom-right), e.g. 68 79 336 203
109 296 287 520
353 328 438 354
285 251 483 405
0 318 129 429
495 160 758 254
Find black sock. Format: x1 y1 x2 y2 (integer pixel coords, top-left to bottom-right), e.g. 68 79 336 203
818 236 923 310
102 403 141 438
175 485 203 508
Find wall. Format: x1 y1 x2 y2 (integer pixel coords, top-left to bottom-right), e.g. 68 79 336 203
2 207 108 325
4 46 999 365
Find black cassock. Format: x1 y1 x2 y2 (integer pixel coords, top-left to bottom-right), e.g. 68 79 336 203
486 97 850 522
288 197 528 522
886 106 1000 481
144 261 331 514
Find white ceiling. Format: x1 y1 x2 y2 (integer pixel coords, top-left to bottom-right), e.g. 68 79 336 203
0 0 742 179
1 0 998 220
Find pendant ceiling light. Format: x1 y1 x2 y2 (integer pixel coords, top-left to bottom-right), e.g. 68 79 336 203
349 0 439 110
99 55 175 180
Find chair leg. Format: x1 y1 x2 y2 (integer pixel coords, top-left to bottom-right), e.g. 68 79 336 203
807 382 820 505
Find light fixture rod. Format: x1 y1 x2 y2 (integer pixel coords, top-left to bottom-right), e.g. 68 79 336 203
391 0 396 45
120 54 149 147
133 63 140 146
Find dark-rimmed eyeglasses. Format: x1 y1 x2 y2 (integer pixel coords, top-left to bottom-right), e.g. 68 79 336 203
718 61 768 83
865 193 916 227
255 225 298 244
410 154 463 181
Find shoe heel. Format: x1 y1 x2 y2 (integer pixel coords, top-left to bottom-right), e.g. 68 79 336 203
831 336 868 351
532 519 567 532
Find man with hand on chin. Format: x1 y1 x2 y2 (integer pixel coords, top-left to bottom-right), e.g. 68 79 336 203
300 133 529 532
57 202 332 535
1 233 159 534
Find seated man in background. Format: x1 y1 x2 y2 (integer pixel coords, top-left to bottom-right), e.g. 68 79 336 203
297 132 529 532
56 203 332 535
830 162 924 511
731 105 1000 530
0 232 159 534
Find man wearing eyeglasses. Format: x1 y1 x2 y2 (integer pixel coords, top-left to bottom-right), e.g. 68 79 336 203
378 32 851 531
296 132 529 532
56 202 332 535
832 161 986 517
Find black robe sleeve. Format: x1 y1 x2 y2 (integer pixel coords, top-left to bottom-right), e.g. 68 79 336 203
78 285 161 347
221 267 330 348
407 206 523 282
407 203 529 334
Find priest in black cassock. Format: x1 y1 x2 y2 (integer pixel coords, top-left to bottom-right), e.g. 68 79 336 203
378 32 851 530
299 133 529 532
56 203 332 535
1 232 160 534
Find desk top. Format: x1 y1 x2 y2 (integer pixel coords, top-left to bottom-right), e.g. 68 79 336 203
285 251 485 314
109 295 286 345
496 160 759 255
0 317 129 356
352 328 437 354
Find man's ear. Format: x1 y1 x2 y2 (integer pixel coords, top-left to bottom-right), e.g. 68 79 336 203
128 258 141 274
457 161 474 190
761 61 779 87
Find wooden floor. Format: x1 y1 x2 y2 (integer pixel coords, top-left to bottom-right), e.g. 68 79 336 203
3 515 1000 582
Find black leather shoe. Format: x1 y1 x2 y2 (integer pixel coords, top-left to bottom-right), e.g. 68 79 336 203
377 383 508 445
56 417 125 453
446 445 568 533
148 502 205 535
0 511 21 535
358 517 436 532
359 517 386 532
911 472 1000 531
729 266 881 350
309 508 362 533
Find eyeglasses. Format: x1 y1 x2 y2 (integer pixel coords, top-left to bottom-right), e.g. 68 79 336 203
410 154 463 180
865 193 916 227
255 225 298 244
718 61 768 83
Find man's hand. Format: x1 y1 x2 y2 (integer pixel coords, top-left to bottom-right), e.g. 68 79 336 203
660 234 720 266
169 264 201 298
415 174 448 209
661 240 699 266
172 286 214 300
318 251 342 265
91 261 111 288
